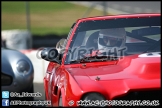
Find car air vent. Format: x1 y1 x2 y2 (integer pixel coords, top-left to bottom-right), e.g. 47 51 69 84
114 89 161 101
1 73 13 86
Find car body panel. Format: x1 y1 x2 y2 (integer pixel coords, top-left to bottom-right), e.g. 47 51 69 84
1 48 34 93
43 13 161 107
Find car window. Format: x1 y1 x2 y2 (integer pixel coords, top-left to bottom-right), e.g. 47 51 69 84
64 16 161 64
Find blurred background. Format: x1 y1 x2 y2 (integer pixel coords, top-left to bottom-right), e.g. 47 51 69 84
2 1 161 48
1 1 161 102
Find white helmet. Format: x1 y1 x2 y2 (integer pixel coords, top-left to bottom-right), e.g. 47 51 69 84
98 28 126 52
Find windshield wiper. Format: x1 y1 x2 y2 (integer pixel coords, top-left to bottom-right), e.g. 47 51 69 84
70 56 89 63
70 55 119 64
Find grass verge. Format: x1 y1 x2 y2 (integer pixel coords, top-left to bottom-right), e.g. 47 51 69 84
2 1 104 35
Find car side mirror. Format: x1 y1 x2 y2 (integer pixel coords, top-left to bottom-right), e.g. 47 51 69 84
41 48 61 64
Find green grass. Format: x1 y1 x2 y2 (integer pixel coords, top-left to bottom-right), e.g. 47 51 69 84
2 1 104 35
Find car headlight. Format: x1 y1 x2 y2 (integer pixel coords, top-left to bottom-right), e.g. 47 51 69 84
80 92 106 107
16 60 30 74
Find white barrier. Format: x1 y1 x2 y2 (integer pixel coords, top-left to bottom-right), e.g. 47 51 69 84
1 29 32 50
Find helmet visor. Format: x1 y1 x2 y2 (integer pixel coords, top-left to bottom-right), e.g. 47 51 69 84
99 35 124 47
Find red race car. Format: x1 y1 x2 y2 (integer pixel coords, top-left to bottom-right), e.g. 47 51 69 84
41 13 161 107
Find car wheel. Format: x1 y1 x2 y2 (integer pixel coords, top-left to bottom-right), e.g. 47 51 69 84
59 95 63 107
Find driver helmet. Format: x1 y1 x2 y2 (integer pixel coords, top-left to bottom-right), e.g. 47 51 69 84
98 28 126 52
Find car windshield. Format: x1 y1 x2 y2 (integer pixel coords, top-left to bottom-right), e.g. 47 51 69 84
64 16 161 64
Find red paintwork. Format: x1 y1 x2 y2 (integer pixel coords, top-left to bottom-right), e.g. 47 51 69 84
43 13 161 107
